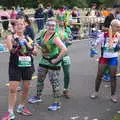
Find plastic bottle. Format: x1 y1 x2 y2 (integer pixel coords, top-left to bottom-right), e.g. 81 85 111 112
19 40 27 54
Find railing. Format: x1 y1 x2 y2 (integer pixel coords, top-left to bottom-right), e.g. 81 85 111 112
0 16 105 52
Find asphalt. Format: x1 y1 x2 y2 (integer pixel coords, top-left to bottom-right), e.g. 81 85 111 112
0 39 120 120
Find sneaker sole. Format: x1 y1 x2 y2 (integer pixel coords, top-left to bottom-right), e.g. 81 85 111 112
16 111 32 116
10 116 15 120
90 95 98 99
111 99 118 103
28 100 43 104
63 94 70 99
48 107 61 111
22 112 32 116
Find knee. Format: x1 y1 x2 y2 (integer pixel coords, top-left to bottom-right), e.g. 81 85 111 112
9 87 17 94
53 87 60 93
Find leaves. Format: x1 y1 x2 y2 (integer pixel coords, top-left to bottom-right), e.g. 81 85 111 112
0 0 119 8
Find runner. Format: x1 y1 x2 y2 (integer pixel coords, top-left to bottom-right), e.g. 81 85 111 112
28 18 67 111
56 17 72 98
1 18 36 120
90 19 120 103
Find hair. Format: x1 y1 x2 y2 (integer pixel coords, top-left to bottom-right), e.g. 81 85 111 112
24 15 31 26
38 4 43 8
111 19 120 27
11 7 15 11
3 7 7 11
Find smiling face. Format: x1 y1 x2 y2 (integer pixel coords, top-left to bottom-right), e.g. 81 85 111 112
47 20 56 33
14 19 25 34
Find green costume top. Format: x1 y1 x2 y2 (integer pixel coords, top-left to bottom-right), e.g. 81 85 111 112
37 30 62 70
55 25 71 40
55 25 71 47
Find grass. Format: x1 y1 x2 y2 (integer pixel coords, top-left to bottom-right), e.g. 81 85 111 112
112 114 120 120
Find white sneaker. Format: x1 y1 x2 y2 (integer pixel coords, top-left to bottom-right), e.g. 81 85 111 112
90 92 98 99
111 95 118 103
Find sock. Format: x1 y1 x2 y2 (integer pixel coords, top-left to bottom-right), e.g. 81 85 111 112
8 109 14 114
53 98 60 103
18 104 24 108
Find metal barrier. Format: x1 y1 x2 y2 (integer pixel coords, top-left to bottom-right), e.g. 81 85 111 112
0 16 105 51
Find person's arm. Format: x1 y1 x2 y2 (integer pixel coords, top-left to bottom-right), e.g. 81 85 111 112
51 37 68 64
5 35 13 51
25 36 34 49
5 35 18 53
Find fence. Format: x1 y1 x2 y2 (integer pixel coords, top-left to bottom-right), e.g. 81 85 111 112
0 16 105 51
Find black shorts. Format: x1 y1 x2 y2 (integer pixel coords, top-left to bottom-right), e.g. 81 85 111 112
9 64 34 81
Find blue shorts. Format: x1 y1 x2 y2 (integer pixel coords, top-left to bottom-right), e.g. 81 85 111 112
99 57 118 66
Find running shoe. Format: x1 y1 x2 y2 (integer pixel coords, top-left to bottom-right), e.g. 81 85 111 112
1 112 15 120
90 92 98 99
48 103 61 111
28 96 42 104
111 95 118 103
16 106 32 116
63 90 70 99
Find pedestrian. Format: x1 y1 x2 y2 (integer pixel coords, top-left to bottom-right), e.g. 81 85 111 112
1 18 36 120
24 15 35 40
56 18 72 98
17 15 35 91
90 19 120 103
28 18 67 111
34 4 45 32
10 7 17 33
0 7 10 32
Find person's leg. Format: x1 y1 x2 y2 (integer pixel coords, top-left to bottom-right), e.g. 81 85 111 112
19 80 30 106
7 65 21 119
108 57 118 103
109 66 117 96
95 63 107 92
63 64 70 90
17 80 32 115
62 64 70 98
37 66 48 97
48 69 61 111
2 81 20 120
28 66 48 103
8 81 19 113
17 67 33 115
90 63 107 99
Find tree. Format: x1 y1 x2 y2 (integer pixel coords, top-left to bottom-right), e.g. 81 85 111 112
0 0 119 8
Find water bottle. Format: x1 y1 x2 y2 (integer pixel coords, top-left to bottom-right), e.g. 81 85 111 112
19 40 27 54
90 47 97 57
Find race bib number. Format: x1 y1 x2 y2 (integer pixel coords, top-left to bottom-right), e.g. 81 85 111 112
63 56 71 65
18 56 32 67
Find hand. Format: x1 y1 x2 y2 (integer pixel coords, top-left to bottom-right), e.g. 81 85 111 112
12 40 18 46
51 58 59 64
32 49 37 56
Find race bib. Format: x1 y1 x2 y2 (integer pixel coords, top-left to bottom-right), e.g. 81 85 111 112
63 56 71 65
18 56 32 67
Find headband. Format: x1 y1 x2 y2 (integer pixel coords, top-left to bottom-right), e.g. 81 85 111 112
47 21 56 25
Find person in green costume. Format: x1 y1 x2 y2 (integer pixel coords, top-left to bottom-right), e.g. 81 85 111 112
56 17 72 99
28 18 67 111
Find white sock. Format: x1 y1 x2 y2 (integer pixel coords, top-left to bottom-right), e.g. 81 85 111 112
8 109 13 114
18 104 24 108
